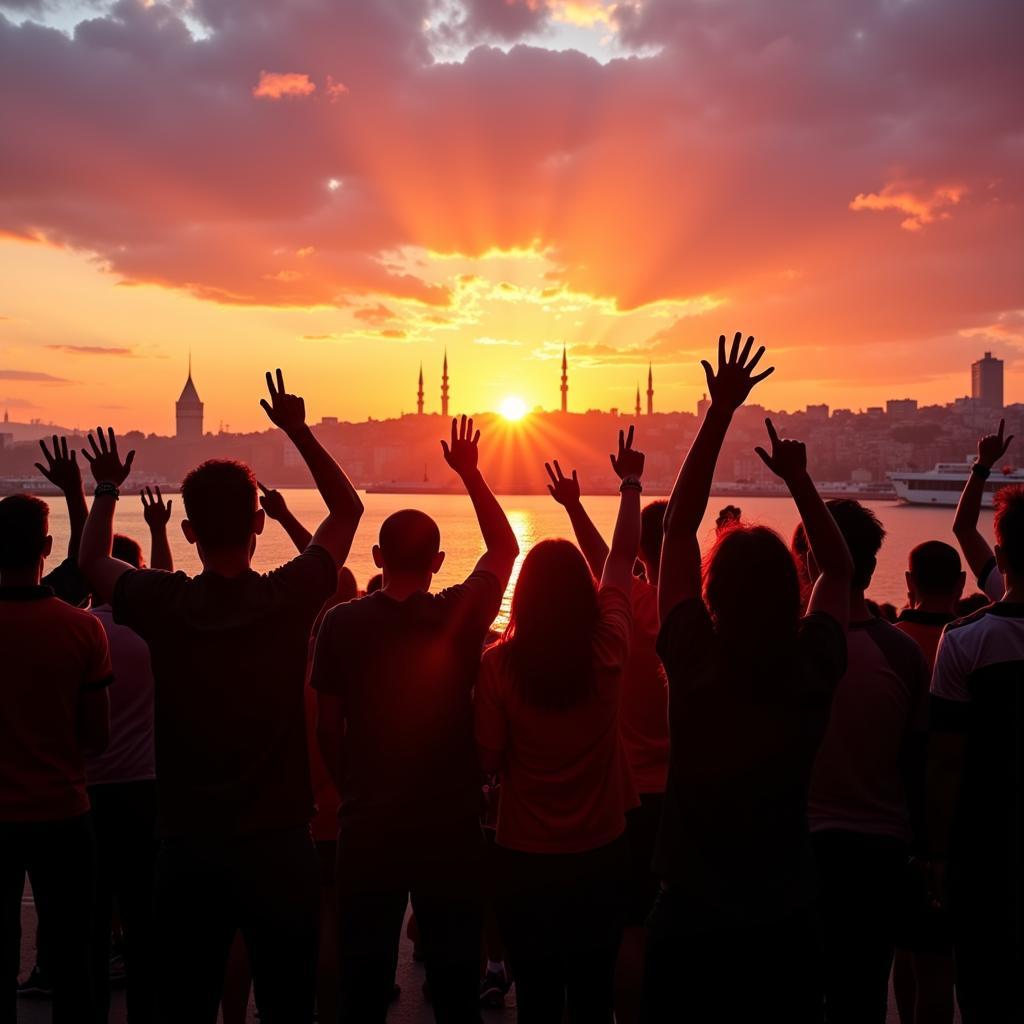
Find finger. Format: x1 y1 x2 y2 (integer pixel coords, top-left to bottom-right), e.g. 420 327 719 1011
729 331 741 364
34 463 51 481
609 454 618 473
260 399 273 417
751 367 775 384
461 414 468 441
572 470 578 484
265 371 276 398
553 459 565 481
739 335 754 366
276 368 285 395
166 499 172 515
472 430 480 446
96 428 108 454
140 490 147 507
60 436 69 460
155 485 162 503
545 462 558 486
765 418 780 445
467 417 474 441
108 427 118 454
124 450 135 473
51 435 59 459
87 433 101 458
257 480 270 495
701 360 714 391
440 440 450 460
39 440 53 464
69 450 76 465
717 335 726 369
626 424 635 449
754 446 772 468
81 448 95 464
145 486 154 504
618 429 624 453
1005 435 1015 450
747 346 766 372
547 485 556 499
450 419 457 447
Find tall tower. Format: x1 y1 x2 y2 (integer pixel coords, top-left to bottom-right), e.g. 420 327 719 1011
441 349 450 418
647 363 654 416
635 384 641 419
560 344 568 413
972 351 1004 409
417 363 424 416
175 354 204 441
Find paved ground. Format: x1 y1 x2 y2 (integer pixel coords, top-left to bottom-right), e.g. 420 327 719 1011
16 885 958 1022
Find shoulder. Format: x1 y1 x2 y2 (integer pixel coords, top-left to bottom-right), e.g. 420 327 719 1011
656 597 714 666
265 544 336 586
859 616 929 678
436 570 501 603
797 611 848 679
942 603 995 637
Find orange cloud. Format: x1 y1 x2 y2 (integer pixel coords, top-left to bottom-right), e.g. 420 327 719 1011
849 183 965 231
252 70 316 100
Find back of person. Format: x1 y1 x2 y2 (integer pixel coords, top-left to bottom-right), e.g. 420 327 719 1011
113 546 336 836
0 592 112 821
809 616 929 840
314 571 501 849
476 582 636 854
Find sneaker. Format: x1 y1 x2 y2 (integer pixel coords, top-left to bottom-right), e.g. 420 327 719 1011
479 965 512 1009
17 965 52 998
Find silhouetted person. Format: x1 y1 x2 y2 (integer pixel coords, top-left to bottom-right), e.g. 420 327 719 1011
929 485 1024 1022
366 572 383 594
87 496 173 1024
953 420 1013 603
809 499 931 1024
78 369 364 1024
476 429 644 1023
892 541 965 1024
546 462 669 1022
644 334 853 1024
0 493 112 1024
313 415 518 1023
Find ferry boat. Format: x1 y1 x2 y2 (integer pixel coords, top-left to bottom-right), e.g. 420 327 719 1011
889 460 1024 507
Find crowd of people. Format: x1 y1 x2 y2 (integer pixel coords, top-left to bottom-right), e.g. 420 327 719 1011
0 336 1020 1024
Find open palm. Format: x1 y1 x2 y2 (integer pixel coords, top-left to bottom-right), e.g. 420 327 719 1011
702 332 774 412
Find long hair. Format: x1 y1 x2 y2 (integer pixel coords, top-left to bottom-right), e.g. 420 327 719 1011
703 524 801 651
500 539 601 711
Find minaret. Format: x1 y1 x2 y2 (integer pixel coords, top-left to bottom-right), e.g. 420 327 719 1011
647 362 654 416
175 353 204 441
560 344 568 413
417 363 424 416
635 384 641 419
441 349 450 418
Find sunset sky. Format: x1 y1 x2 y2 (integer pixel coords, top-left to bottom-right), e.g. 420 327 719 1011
1 0 1021 435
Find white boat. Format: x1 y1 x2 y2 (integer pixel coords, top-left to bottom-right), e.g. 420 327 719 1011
889 460 1024 507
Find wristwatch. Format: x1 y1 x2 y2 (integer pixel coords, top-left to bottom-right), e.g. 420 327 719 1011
94 482 120 500
619 476 643 493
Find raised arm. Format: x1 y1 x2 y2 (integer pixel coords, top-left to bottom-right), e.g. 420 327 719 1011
602 426 645 592
441 415 519 587
79 428 138 603
755 419 853 625
545 461 609 578
953 420 1011 587
659 333 774 623
35 435 88 560
260 369 363 566
258 481 313 555
141 486 174 571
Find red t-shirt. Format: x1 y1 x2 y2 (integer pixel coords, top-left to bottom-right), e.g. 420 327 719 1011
0 586 113 822
475 584 639 854
620 578 670 794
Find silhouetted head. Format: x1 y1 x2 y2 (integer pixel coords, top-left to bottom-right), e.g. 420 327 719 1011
703 524 801 647
334 566 358 603
639 500 667 578
112 534 144 570
180 460 263 555
0 494 52 575
715 505 742 534
373 509 444 581
502 538 600 710
907 540 964 610
994 485 1024 582
823 499 886 592
366 573 383 594
957 592 991 617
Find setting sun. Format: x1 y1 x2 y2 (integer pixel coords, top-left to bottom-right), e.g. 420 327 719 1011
499 396 528 421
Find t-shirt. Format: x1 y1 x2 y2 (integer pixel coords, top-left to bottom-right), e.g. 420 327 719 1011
42 556 91 608
895 609 956 672
112 545 336 837
475 585 638 854
930 602 1024 867
87 605 156 786
311 571 503 853
809 617 931 842
655 599 846 931
620 578 670 794
978 558 1004 604
0 585 113 821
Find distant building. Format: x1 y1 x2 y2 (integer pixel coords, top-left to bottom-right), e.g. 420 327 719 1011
441 350 450 418
806 403 829 421
697 393 711 421
417 364 424 416
886 399 918 417
647 364 654 416
175 359 204 441
561 345 569 413
972 351 1004 409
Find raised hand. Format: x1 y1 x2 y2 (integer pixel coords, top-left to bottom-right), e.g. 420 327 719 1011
701 332 774 412
977 419 1014 469
610 424 645 480
35 435 82 495
441 415 480 478
257 481 289 522
141 486 172 528
545 461 581 507
82 427 135 487
259 368 306 436
754 418 806 482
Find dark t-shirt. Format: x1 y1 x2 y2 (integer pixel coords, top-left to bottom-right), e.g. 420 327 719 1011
655 599 847 931
311 571 503 854
112 545 336 837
